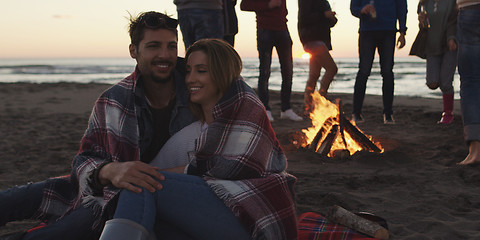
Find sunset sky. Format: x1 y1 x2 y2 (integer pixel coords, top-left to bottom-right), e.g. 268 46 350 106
1 0 421 59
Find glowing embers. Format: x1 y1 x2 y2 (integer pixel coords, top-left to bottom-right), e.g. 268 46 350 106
298 91 383 158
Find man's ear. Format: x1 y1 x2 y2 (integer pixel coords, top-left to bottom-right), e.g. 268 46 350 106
129 44 137 58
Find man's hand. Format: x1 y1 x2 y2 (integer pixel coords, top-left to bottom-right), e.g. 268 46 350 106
397 33 406 49
360 4 375 15
268 0 281 9
448 39 457 51
99 161 165 193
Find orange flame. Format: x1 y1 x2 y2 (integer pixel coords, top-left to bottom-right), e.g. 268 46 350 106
301 91 383 157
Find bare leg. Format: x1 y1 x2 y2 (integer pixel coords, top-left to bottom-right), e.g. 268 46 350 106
304 44 337 113
458 141 480 165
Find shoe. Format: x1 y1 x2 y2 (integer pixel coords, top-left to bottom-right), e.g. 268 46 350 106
280 109 303 121
383 114 395 124
437 112 454 124
266 110 274 122
352 113 365 123
99 219 149 240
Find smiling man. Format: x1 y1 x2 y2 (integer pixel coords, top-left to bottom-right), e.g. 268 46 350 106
0 11 198 239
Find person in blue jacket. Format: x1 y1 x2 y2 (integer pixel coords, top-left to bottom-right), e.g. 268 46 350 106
350 0 407 124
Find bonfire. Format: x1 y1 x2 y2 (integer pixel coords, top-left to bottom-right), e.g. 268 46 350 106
297 91 383 158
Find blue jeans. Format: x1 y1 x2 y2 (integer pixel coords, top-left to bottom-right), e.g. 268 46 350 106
0 179 95 240
457 7 480 143
177 9 224 49
113 172 250 240
256 29 294 111
353 30 396 115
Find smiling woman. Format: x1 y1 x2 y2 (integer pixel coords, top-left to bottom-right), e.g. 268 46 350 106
99 39 298 240
185 38 243 123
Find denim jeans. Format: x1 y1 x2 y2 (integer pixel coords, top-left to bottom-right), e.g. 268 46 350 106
0 179 95 240
256 29 294 111
457 7 480 142
113 172 250 240
353 30 396 115
177 9 224 49
426 50 457 94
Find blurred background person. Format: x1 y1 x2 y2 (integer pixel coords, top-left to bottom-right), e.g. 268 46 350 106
350 0 408 124
456 0 480 165
298 0 338 115
412 0 458 124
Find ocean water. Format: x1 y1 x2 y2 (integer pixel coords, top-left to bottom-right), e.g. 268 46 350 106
0 57 460 99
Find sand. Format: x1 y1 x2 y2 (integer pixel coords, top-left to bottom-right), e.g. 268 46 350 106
1 82 479 239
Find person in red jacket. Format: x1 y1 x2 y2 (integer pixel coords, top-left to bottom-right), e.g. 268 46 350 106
240 0 303 122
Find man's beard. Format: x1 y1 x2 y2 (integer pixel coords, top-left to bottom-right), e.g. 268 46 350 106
152 73 173 83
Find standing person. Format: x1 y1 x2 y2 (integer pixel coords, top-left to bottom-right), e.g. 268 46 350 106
174 0 224 50
298 0 338 114
223 0 239 46
411 0 458 124
240 0 303 122
456 0 480 165
99 39 298 240
350 0 408 124
0 11 198 239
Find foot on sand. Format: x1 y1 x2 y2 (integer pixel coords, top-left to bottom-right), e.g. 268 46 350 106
457 141 480 165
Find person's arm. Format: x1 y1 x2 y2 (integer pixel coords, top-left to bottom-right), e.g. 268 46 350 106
396 0 408 33
350 0 365 18
445 0 458 51
72 91 164 196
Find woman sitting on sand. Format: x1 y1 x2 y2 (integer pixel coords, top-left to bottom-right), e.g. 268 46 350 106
99 39 298 240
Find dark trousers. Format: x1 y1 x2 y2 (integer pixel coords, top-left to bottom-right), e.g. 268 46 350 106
0 180 96 240
353 30 396 115
256 28 294 111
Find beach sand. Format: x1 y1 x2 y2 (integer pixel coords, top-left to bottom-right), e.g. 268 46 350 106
1 83 479 239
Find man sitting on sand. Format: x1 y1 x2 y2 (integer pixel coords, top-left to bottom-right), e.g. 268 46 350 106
0 11 198 239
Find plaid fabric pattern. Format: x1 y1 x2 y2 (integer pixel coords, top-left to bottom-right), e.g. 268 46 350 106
34 69 142 231
189 78 298 240
298 212 378 240
35 59 196 232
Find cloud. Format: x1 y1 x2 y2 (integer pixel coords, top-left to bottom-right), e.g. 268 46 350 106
52 15 73 19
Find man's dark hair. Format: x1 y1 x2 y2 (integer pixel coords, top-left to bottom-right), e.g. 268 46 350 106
128 11 178 46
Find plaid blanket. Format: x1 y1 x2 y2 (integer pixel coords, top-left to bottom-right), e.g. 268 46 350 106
188 78 298 239
36 60 196 232
298 212 378 240
34 69 141 230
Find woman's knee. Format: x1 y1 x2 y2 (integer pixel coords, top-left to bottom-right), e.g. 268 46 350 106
427 82 439 90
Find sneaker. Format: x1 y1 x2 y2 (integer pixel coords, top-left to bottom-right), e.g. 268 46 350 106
280 109 303 121
383 114 396 124
266 110 274 122
437 112 453 124
352 113 365 123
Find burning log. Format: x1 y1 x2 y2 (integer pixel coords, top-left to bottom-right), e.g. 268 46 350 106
340 116 382 153
300 92 384 157
316 124 338 155
306 99 381 156
308 117 335 152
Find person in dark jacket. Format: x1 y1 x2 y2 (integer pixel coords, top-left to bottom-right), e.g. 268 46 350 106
298 0 338 114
